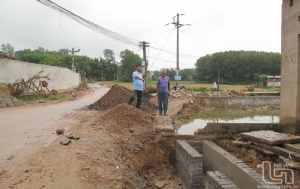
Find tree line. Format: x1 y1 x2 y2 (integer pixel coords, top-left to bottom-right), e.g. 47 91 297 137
1 44 281 84
195 50 281 84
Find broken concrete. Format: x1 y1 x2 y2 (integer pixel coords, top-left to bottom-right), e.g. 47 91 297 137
240 130 300 145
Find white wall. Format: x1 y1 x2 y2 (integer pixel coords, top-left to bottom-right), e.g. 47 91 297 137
0 59 80 90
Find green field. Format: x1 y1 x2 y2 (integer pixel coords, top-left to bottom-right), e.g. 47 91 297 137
105 81 280 92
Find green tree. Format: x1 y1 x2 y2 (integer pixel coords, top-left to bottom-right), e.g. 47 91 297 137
119 49 142 82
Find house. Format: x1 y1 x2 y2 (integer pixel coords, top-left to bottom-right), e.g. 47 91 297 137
267 76 281 87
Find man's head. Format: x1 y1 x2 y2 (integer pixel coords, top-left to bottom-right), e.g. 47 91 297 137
136 64 142 72
161 69 166 78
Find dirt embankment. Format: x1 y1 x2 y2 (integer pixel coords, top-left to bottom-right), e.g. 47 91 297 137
0 84 183 189
0 84 25 108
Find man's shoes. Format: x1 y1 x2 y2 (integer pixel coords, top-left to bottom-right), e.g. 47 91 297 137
164 113 168 116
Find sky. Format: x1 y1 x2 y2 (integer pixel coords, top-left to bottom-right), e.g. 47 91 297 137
0 0 282 71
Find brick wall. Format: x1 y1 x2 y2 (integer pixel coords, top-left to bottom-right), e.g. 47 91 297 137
206 171 239 189
176 140 203 189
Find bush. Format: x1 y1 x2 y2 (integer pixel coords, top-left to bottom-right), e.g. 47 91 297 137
145 85 156 93
120 76 130 82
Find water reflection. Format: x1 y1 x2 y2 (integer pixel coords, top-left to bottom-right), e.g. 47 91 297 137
176 108 280 134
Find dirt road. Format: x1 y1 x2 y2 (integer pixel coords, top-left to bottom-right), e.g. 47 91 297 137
0 85 109 170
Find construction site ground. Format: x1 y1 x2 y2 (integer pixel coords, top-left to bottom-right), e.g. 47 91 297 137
0 84 298 189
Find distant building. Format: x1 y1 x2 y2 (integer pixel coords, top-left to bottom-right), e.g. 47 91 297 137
0 54 17 60
267 76 281 87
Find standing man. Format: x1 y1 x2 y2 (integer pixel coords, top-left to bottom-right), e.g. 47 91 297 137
156 69 170 116
128 64 145 109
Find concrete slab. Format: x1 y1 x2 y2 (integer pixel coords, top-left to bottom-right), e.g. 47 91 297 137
283 143 300 154
240 130 300 145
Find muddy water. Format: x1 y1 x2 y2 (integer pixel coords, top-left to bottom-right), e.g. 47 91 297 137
177 108 280 134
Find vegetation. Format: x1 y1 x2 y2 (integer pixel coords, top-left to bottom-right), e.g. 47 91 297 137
195 50 281 84
18 94 68 102
1 44 281 86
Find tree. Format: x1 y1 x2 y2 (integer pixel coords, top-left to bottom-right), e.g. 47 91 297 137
103 49 115 64
1 43 15 57
119 49 142 82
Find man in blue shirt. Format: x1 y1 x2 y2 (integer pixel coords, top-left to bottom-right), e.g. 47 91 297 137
128 64 145 109
156 69 170 116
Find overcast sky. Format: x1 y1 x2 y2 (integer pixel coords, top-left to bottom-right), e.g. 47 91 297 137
0 0 282 71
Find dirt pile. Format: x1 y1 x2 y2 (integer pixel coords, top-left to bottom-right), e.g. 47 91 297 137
89 84 158 112
102 103 155 141
0 89 25 108
99 103 173 174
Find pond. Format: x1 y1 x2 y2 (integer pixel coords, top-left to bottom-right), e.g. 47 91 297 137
176 108 280 134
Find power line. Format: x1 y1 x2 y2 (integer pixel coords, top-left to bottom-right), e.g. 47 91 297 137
149 29 175 70
150 47 199 59
148 56 195 66
36 0 140 46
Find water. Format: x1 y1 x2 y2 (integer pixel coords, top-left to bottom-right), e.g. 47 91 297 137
176 108 280 134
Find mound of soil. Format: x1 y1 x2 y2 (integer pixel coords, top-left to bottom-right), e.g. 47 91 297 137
89 84 158 112
102 103 155 139
0 90 25 108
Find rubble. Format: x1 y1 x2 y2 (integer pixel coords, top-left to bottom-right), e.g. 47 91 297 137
195 90 246 97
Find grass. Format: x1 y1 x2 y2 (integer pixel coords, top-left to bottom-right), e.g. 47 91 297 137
18 94 68 102
105 80 280 92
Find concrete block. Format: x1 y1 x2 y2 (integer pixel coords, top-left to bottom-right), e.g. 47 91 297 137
202 140 278 189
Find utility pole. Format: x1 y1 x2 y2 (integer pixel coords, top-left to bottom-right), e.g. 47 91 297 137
166 13 190 77
139 41 150 85
66 48 80 72
217 65 221 91
139 41 150 77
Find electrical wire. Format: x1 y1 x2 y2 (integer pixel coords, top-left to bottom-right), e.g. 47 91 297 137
149 29 175 70
36 0 140 46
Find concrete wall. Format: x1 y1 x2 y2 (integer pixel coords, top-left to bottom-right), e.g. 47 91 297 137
0 59 80 90
281 0 300 125
206 171 239 189
176 140 203 189
202 140 278 189
168 97 192 116
196 96 280 108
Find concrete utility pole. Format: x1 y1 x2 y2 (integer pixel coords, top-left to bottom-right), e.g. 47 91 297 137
217 65 221 91
166 13 190 77
66 48 80 72
139 41 150 85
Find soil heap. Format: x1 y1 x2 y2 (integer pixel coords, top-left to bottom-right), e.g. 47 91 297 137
0 89 25 108
89 84 158 112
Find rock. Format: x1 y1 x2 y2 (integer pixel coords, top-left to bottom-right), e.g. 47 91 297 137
155 181 166 188
138 143 144 149
166 175 171 180
72 135 80 140
60 139 71 145
129 128 134 133
144 175 149 180
150 116 154 120
177 181 182 185
39 100 45 103
85 167 90 170
56 128 65 135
